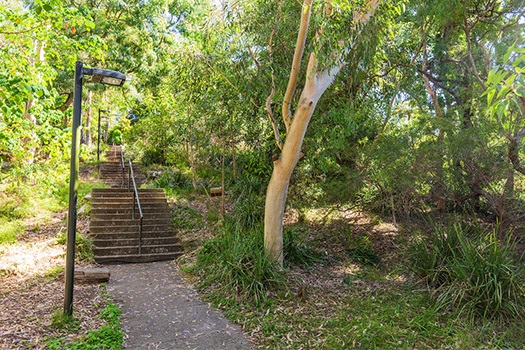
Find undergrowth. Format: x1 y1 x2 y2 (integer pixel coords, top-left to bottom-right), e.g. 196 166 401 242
409 223 525 320
192 218 285 307
56 232 95 263
283 226 327 268
46 301 123 350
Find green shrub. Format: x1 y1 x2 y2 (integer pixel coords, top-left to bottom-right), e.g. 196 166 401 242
283 226 326 267
409 224 525 320
47 303 123 349
172 204 203 230
345 235 380 267
107 129 122 145
0 219 24 244
194 219 285 306
142 148 166 166
230 176 266 230
56 232 94 263
153 170 191 190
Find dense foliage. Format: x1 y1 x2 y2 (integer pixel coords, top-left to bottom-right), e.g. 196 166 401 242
2 0 524 338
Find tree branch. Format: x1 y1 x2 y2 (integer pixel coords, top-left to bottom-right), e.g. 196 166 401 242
417 69 462 105
464 21 487 91
265 0 285 150
282 0 312 132
266 73 283 151
0 22 45 35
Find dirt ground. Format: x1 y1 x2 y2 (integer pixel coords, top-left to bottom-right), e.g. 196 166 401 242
0 212 107 349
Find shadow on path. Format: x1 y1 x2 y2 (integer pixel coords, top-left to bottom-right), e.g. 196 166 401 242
107 261 253 349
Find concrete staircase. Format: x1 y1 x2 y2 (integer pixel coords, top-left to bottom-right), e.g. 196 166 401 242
99 146 146 188
89 147 183 263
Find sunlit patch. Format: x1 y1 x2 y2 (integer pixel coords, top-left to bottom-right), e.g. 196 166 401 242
373 222 398 236
0 238 64 283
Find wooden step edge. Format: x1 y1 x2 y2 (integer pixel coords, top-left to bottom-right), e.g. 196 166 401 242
94 251 183 264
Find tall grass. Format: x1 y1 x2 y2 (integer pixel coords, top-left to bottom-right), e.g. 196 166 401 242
409 224 525 320
229 176 266 230
193 219 285 306
283 226 327 267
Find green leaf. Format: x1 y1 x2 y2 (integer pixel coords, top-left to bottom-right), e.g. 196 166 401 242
512 54 525 68
486 88 496 106
487 69 496 85
505 75 516 86
497 86 511 100
503 44 515 63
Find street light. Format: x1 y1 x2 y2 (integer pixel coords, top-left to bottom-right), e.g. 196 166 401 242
64 61 126 316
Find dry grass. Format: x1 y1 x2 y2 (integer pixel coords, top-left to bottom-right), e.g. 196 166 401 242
0 213 106 349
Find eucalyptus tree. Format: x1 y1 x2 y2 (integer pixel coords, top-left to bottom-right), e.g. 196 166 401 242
226 0 397 265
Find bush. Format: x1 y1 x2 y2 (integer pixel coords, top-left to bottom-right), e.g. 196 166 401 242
283 226 327 268
56 232 94 263
409 224 525 320
107 129 122 145
230 176 266 230
193 219 285 306
142 148 166 166
153 170 191 190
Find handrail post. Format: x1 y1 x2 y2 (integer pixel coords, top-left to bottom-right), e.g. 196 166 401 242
132 189 135 220
128 158 144 256
119 146 125 188
139 217 143 255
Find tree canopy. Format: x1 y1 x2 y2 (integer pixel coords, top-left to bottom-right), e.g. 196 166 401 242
1 0 524 253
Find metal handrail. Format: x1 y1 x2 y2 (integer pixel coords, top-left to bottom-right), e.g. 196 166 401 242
119 146 125 188
128 158 144 255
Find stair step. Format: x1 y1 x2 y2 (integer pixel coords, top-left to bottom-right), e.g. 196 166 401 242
94 244 183 256
91 199 168 205
90 230 177 240
92 237 179 247
91 208 171 215
90 219 172 227
91 213 171 220
93 188 163 192
91 199 168 204
94 251 183 264
89 224 173 234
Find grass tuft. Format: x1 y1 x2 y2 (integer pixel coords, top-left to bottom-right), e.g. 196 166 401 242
408 223 525 320
345 235 380 267
283 226 327 267
193 219 285 307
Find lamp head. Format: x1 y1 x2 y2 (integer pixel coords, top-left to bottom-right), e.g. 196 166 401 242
83 67 126 86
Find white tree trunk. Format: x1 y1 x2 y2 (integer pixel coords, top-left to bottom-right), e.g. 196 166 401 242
263 0 380 266
264 53 340 265
264 99 315 265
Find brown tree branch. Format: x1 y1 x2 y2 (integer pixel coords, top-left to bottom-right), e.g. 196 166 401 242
266 73 283 151
0 22 45 35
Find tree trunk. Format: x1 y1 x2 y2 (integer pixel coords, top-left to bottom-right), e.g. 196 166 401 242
263 0 380 266
264 90 319 265
186 142 198 192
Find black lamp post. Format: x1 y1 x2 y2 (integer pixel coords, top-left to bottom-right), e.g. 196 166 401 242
97 108 109 163
64 61 126 316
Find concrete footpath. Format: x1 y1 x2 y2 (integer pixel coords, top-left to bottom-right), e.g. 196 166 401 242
107 261 253 350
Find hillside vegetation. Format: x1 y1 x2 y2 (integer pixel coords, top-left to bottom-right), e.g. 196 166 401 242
1 0 524 348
